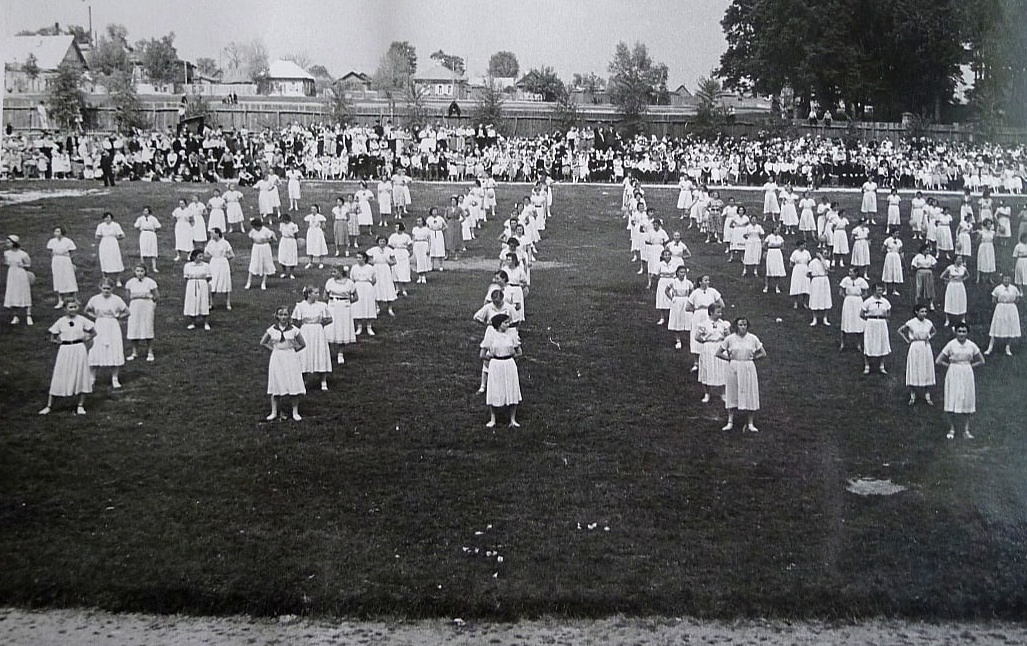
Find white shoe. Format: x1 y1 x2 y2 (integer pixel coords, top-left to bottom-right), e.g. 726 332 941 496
25 316 33 326
674 340 682 349
721 423 733 431
126 353 137 361
321 382 329 391
746 424 759 433
10 316 19 325
304 263 313 269
187 323 196 330
292 412 303 421
337 353 345 364
76 406 87 415
701 393 710 403
112 379 122 389
146 352 155 362
54 301 64 309
38 406 51 415
367 328 376 336
355 326 363 335
204 323 211 331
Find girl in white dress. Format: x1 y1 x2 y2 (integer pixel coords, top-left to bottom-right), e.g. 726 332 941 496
654 249 684 326
95 212 126 286
686 275 725 367
411 216 432 284
324 266 357 364
377 176 393 227
172 199 194 261
131 207 161 274
286 167 302 211
881 232 904 295
789 240 812 310
426 207 447 271
355 181 375 233
256 173 274 219
349 252 378 336
480 313 522 428
976 219 997 284
727 207 749 264
779 186 798 234
886 188 902 233
761 179 780 222
898 304 937 406
715 317 766 432
955 219 973 262
830 210 850 269
1013 232 1027 290
860 284 892 374
182 249 211 330
189 196 208 248
808 251 832 326
860 179 878 224
277 214 299 279
260 307 306 421
940 256 969 327
368 237 398 317
798 191 816 241
911 244 938 311
741 219 765 278
124 265 159 362
393 168 413 217
332 196 350 257
985 275 1022 356
268 172 282 217
47 227 78 308
934 208 955 260
39 299 96 415
763 225 786 293
839 267 869 351
224 185 245 233
388 222 413 297
85 279 128 389
936 324 985 439
696 303 731 403
910 191 927 239
245 218 277 290
850 219 871 278
291 286 333 391
665 265 694 350
303 205 329 269
206 189 227 234
204 228 234 311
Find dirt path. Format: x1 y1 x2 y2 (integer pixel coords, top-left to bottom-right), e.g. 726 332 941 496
2 608 1025 645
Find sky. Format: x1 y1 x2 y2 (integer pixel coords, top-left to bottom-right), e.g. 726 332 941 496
2 0 730 90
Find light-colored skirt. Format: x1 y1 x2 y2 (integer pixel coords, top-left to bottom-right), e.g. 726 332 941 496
668 297 691 332
139 231 158 258
353 282 377 319
209 257 231 293
413 240 431 273
789 263 810 296
882 252 903 283
306 229 328 257
297 322 332 373
977 242 995 273
50 344 93 396
98 237 124 273
183 278 210 316
392 249 411 283
809 276 832 310
863 318 891 357
208 209 227 233
373 263 397 301
88 318 125 367
51 256 77 294
699 342 726 386
278 238 298 266
227 202 244 224
655 277 673 310
175 222 194 252
268 348 306 395
990 302 1021 338
249 243 276 275
841 295 865 333
851 239 870 266
486 357 521 407
725 360 759 411
944 282 966 316
905 340 936 387
943 364 975 414
324 301 355 344
127 299 155 340
765 248 785 277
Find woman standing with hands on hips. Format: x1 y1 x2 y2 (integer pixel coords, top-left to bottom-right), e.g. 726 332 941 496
898 303 936 406
39 298 96 415
480 313 522 428
936 323 985 440
260 306 306 421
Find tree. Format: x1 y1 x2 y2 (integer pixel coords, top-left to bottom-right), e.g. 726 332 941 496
136 33 179 85
22 54 40 80
106 70 146 133
519 67 566 102
472 76 506 132
964 0 1027 128
406 80 432 126
323 90 350 125
282 52 314 70
89 24 132 78
572 72 606 104
222 39 268 82
691 73 728 137
607 41 669 127
46 62 86 131
195 57 221 79
308 64 335 96
373 42 418 110
430 50 465 75
488 51 519 78
552 91 580 130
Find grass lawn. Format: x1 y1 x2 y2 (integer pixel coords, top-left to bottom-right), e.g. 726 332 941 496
1 179 1026 620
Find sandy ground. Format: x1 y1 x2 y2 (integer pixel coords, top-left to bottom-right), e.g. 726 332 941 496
3 608 1026 645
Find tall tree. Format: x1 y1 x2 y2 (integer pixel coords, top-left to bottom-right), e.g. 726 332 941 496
572 72 606 104
195 57 221 79
222 39 268 82
308 64 335 96
488 51 519 78
107 70 146 132
472 76 506 132
430 50 465 75
136 33 179 85
607 41 669 127
519 67 566 102
46 62 86 130
89 24 132 77
964 0 1027 128
373 42 418 111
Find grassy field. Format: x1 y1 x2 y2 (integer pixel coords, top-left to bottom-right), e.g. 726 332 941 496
1 179 1026 621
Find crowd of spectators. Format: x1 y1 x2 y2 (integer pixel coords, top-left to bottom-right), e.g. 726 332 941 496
2 120 1024 195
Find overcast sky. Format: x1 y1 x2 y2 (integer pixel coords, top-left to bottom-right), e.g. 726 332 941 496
3 0 730 89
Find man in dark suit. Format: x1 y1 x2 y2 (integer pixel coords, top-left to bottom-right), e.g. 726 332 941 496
100 150 116 186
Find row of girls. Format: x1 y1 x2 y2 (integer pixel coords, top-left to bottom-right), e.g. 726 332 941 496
469 184 552 428
628 178 1025 439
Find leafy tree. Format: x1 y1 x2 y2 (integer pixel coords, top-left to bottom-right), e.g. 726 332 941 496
964 0 1027 128
106 70 146 132
519 67 566 102
195 57 221 79
373 42 418 109
308 64 335 95
488 51 519 78
691 73 728 138
472 76 506 132
136 33 179 85
22 54 40 80
46 62 86 131
323 90 350 125
607 41 669 127
90 24 132 77
572 72 606 104
430 50 465 75
405 81 432 126
552 91 580 130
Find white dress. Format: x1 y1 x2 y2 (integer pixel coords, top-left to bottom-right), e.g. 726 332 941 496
225 190 244 225
789 249 811 296
667 278 694 332
278 222 299 266
697 318 731 386
388 232 413 283
939 339 980 414
182 262 211 316
840 277 869 333
86 294 128 367
134 215 161 258
882 238 904 283
943 265 969 316
291 300 332 374
764 235 786 277
95 221 125 273
47 315 95 396
287 170 302 201
861 296 892 357
173 207 194 253
248 227 277 275
356 189 375 226
349 263 377 319
687 287 722 354
808 259 832 310
304 213 329 257
204 238 233 294
323 277 357 344
207 197 227 233
368 247 398 301
989 284 1022 338
721 332 762 411
47 237 78 294
266 325 306 396
125 276 158 340
903 317 936 387
412 226 431 273
481 326 522 407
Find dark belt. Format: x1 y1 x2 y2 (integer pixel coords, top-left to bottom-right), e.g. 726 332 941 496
865 315 888 319
61 340 84 345
491 355 514 360
329 297 350 302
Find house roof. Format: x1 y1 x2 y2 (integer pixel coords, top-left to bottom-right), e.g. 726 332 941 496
467 76 516 89
338 71 372 83
7 35 87 70
674 84 693 97
413 64 466 82
267 59 315 81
